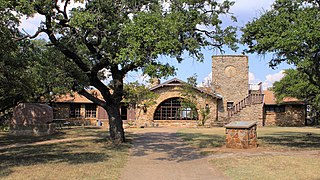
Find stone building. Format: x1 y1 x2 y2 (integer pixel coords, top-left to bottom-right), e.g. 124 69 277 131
52 55 306 127
135 78 221 127
263 90 306 126
52 91 135 127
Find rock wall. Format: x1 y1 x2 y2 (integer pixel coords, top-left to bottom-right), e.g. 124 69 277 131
225 125 257 149
229 103 264 126
264 105 306 126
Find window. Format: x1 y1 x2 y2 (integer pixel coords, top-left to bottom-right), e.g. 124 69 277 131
85 104 97 118
70 104 81 118
265 105 285 113
121 106 128 120
227 102 234 110
153 97 198 120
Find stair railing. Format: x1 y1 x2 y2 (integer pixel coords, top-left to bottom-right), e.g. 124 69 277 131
227 94 264 117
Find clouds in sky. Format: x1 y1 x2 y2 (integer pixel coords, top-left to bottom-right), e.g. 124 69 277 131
262 70 285 89
19 1 84 36
200 70 285 90
199 72 212 87
248 72 256 84
230 0 274 13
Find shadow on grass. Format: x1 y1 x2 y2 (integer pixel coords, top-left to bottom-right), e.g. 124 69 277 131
259 132 320 149
178 133 225 148
0 126 109 147
129 131 224 163
0 131 66 147
0 127 131 178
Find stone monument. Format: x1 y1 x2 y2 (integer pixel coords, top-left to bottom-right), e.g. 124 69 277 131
225 121 257 149
10 103 56 136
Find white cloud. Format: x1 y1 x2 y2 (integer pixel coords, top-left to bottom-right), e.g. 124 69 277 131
19 15 45 36
249 72 255 84
19 1 85 38
125 72 150 85
199 72 212 87
262 70 285 89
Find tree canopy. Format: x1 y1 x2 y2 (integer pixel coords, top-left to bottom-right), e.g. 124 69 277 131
272 69 320 122
241 0 320 118
0 1 74 112
0 39 76 112
6 0 238 143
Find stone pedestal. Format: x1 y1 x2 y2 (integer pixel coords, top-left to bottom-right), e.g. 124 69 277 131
10 103 56 136
225 121 257 149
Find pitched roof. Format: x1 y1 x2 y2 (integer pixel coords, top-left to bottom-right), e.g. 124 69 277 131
150 78 222 99
53 90 102 103
263 90 305 105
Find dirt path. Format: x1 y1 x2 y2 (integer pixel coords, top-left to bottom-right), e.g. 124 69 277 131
121 128 229 180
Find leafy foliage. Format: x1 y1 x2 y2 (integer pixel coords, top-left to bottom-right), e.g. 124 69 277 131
7 0 238 143
241 0 320 117
181 74 210 126
0 39 76 109
272 69 320 122
123 81 159 108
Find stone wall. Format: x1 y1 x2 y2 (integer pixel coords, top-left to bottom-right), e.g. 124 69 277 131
229 103 264 126
52 103 69 119
264 105 306 126
225 125 257 149
136 86 218 127
212 55 249 122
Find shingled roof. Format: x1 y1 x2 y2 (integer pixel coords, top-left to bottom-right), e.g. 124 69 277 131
149 78 222 99
263 90 305 105
53 90 102 103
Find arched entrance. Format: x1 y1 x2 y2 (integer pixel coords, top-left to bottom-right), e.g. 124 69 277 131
153 97 198 120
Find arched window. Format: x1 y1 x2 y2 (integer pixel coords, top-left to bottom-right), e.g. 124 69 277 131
153 97 198 120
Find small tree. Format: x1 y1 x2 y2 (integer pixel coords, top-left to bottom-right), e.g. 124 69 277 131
181 74 211 126
123 81 159 124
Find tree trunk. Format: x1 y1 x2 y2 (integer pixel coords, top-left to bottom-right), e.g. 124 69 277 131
105 103 125 144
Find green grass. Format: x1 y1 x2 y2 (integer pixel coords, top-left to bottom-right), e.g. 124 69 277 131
177 127 320 150
178 127 320 179
257 127 320 150
0 127 131 180
177 128 226 149
211 155 320 180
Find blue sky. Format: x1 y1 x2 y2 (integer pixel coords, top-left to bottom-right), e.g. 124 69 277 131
164 0 292 88
125 0 292 88
20 0 292 89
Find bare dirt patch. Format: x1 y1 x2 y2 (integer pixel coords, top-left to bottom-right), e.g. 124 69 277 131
122 128 229 180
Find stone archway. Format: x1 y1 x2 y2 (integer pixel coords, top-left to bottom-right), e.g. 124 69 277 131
153 97 198 120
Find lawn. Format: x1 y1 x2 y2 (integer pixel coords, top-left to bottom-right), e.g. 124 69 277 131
177 126 320 179
0 127 131 180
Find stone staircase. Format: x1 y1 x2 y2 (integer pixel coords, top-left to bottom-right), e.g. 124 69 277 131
227 93 264 125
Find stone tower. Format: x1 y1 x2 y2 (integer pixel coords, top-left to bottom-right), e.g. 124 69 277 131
212 55 249 122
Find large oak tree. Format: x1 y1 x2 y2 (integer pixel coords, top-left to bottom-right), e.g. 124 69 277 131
241 0 320 116
10 0 238 143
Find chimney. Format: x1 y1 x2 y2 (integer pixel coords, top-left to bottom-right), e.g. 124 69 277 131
151 78 160 87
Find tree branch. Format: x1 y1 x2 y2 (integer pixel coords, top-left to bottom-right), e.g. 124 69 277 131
43 14 90 73
121 62 138 77
54 0 69 20
78 89 106 107
15 28 45 41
